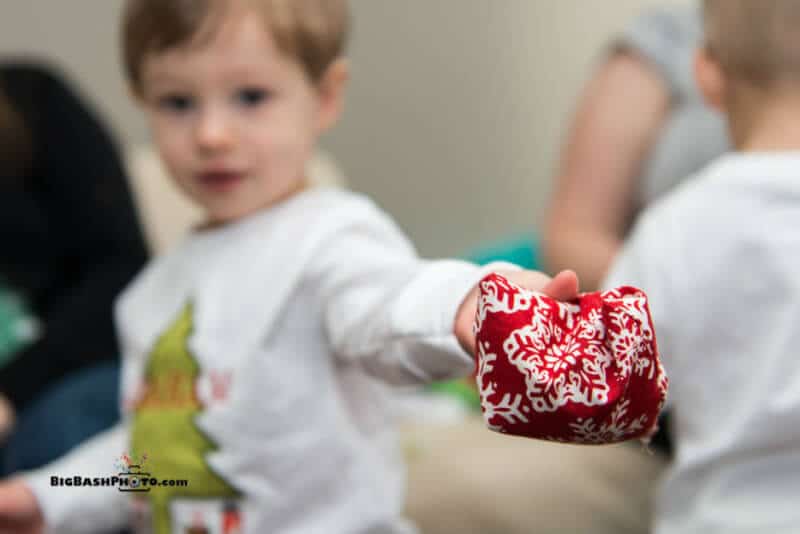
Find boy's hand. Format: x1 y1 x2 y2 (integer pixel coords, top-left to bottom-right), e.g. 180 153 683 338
0 478 44 534
454 269 579 356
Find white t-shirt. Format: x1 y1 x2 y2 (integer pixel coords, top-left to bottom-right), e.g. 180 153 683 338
25 188 502 534
604 153 800 534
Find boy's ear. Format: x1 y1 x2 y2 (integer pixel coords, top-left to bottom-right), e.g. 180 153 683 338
694 45 726 112
316 59 349 133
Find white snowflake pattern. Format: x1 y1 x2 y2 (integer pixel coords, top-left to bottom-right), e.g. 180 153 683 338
577 308 605 340
476 341 529 432
656 361 670 402
567 399 648 444
474 275 534 332
503 315 611 414
605 292 656 379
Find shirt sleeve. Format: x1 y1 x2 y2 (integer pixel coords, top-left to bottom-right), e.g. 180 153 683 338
23 423 130 534
613 4 702 100
309 198 516 386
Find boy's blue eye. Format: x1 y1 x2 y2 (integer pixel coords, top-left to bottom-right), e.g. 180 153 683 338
235 88 269 107
158 94 194 113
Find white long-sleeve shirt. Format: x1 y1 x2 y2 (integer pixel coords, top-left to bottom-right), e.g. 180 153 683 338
26 188 502 534
604 153 800 534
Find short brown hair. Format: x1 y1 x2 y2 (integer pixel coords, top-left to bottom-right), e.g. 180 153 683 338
122 0 349 93
703 0 800 86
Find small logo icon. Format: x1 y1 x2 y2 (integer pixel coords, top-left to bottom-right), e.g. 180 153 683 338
116 453 151 493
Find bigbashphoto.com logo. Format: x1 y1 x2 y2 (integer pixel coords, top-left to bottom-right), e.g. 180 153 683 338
50 452 188 492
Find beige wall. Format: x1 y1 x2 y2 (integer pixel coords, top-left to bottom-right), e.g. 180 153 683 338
0 0 689 258
0 2 142 142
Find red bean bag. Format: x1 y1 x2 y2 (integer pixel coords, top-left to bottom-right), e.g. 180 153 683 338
474 273 668 444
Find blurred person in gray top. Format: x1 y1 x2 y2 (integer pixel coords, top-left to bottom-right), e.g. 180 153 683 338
544 3 729 292
525 5 726 533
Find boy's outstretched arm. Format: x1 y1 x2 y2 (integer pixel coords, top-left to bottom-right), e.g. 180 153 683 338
310 195 579 384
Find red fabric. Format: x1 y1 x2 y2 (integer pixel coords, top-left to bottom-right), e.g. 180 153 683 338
474 273 668 444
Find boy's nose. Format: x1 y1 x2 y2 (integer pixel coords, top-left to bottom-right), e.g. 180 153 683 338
194 109 234 152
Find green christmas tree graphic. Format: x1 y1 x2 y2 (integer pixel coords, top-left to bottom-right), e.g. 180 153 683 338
131 302 239 534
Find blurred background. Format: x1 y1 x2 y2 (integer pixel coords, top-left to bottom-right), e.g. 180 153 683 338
0 0 689 257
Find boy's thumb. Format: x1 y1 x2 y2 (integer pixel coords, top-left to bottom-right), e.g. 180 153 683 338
541 270 579 301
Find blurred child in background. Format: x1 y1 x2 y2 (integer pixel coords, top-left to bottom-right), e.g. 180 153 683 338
604 1 800 531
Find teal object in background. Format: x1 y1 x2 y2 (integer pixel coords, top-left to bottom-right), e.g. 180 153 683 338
429 234 541 411
0 283 41 369
466 234 541 270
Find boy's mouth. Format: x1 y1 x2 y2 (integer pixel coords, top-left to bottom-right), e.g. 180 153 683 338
197 170 244 192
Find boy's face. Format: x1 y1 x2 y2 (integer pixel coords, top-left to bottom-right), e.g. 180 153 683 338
138 6 343 225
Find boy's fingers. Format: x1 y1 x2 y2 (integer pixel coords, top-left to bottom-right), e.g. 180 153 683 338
498 269 580 301
496 269 550 291
540 270 579 301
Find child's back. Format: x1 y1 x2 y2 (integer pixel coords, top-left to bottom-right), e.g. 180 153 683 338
605 1 800 531
606 152 800 532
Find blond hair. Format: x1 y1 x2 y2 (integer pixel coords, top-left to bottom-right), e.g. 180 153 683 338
703 0 800 86
122 0 349 93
